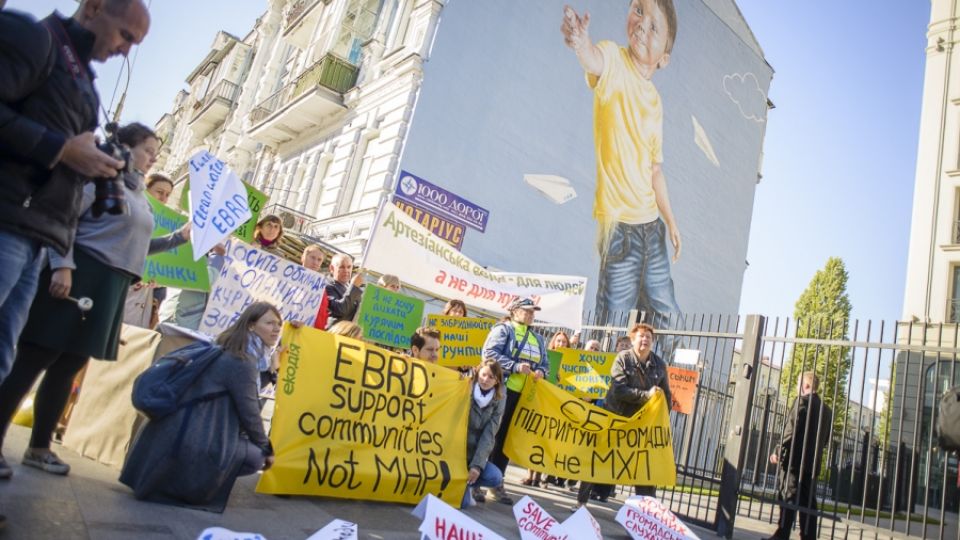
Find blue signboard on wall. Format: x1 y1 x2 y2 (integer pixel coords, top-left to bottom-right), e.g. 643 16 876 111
394 170 490 232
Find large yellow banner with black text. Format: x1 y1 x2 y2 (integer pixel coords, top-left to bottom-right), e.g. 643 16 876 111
504 377 676 486
257 325 471 506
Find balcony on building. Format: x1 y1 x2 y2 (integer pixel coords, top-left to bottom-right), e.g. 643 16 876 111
189 79 240 138
283 0 330 49
247 53 357 145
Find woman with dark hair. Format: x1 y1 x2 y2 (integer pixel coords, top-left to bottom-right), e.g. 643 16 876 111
0 122 189 478
253 214 283 253
120 302 279 510
145 173 174 204
462 359 506 508
442 299 468 317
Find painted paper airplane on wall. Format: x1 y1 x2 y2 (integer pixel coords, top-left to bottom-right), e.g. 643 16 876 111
524 174 578 204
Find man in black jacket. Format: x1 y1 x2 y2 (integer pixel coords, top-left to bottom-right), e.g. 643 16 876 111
324 253 364 326
765 371 833 540
0 0 150 387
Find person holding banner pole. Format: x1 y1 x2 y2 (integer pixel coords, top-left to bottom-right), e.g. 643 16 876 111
482 297 549 505
300 244 331 332
576 322 672 510
442 299 468 317
252 214 283 253
0 122 189 477
462 359 507 508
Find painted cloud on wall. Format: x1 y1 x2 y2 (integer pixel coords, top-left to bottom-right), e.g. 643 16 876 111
722 72 767 123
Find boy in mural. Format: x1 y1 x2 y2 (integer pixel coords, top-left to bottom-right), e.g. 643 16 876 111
561 0 682 335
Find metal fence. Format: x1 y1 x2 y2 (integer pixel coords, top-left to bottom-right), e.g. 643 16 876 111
537 313 959 540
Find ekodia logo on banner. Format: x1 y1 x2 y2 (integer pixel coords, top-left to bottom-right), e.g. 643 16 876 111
394 171 489 232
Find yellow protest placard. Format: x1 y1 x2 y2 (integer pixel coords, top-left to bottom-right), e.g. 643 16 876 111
426 315 494 368
257 324 471 506
504 377 676 486
554 348 616 399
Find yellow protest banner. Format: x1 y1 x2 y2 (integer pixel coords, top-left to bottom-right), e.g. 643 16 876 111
426 315 494 368
504 377 676 486
257 324 471 506
554 348 615 399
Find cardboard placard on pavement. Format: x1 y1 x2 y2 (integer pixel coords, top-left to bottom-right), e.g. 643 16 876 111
615 496 700 540
412 494 506 540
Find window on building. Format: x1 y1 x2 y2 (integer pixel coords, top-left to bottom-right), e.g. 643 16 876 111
950 265 960 323
330 0 386 64
954 187 960 244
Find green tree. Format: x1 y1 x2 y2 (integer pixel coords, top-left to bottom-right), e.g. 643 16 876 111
780 257 852 434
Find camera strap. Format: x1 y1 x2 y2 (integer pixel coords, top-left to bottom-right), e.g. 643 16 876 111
42 17 90 84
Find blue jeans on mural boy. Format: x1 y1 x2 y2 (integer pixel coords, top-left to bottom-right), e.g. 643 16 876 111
461 462 502 508
595 219 681 326
0 230 44 382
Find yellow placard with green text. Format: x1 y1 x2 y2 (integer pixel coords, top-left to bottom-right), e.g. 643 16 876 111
554 347 616 399
504 377 676 486
426 315 494 368
256 324 471 506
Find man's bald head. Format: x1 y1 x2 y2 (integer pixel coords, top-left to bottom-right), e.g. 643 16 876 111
75 0 150 62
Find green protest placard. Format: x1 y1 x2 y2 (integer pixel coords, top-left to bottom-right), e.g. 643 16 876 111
144 195 210 291
179 178 268 243
356 285 425 349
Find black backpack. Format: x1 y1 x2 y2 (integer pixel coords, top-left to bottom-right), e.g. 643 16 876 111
132 341 225 419
938 386 960 451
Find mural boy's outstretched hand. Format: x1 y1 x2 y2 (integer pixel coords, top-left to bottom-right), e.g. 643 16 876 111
561 5 591 51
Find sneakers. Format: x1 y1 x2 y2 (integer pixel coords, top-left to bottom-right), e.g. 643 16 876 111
471 487 487 503
22 449 70 475
0 455 11 480
492 483 513 505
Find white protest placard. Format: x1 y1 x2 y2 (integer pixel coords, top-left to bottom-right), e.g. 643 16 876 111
364 204 587 330
513 496 567 540
616 496 700 540
199 238 325 336
673 348 701 366
195 527 265 540
305 519 357 540
553 505 602 540
412 494 506 540
187 150 253 261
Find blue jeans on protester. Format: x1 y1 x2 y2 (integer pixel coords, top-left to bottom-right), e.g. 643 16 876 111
0 231 44 382
595 219 682 354
461 462 502 509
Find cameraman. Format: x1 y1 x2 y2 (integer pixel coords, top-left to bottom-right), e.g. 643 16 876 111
0 0 150 385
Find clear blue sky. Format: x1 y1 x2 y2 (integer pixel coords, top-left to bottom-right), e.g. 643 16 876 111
8 1 932 323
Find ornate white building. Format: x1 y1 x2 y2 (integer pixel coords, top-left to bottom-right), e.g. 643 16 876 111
903 1 960 323
154 0 444 256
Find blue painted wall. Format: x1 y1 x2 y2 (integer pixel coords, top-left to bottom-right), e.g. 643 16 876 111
399 0 773 317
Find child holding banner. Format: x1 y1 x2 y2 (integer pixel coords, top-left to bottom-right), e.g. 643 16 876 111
462 359 506 508
482 297 550 505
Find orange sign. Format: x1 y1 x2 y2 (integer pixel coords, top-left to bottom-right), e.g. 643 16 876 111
667 366 699 415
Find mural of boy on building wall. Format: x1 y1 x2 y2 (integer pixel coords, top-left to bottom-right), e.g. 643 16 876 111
561 0 682 328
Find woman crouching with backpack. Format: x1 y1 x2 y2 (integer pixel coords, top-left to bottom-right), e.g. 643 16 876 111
120 302 280 511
